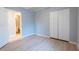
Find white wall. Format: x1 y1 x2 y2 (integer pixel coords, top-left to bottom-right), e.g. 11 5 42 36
35 8 49 36
0 8 9 48
70 8 78 43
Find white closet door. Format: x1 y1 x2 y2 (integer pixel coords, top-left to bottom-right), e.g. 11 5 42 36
50 11 58 38
58 9 70 41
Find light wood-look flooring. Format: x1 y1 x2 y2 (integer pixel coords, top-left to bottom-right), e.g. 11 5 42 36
0 35 78 51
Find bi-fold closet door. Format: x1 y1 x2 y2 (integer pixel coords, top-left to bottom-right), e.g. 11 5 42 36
50 9 70 41
50 11 58 39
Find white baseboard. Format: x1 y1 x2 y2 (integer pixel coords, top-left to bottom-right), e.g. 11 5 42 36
77 44 79 50
0 40 8 48
9 35 16 38
22 33 50 39
76 43 79 50
69 41 77 45
22 33 35 38
36 34 49 38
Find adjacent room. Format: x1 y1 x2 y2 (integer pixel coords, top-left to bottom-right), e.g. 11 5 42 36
0 7 79 51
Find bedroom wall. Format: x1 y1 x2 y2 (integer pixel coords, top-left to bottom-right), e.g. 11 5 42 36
70 7 78 43
0 7 78 48
0 8 9 48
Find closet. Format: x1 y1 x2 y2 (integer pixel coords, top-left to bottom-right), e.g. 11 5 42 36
50 9 70 41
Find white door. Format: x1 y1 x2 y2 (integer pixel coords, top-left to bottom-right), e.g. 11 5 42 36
50 9 70 41
8 11 16 38
50 11 58 38
58 9 70 41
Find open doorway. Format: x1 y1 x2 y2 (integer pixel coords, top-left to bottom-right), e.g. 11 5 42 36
15 15 21 36
8 9 22 42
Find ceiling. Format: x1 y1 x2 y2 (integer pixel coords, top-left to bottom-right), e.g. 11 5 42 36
23 7 47 12
23 7 32 9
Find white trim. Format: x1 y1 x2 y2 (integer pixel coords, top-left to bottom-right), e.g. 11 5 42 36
7 8 22 38
19 13 22 38
77 43 79 50
69 41 77 45
9 35 16 38
77 44 79 50
0 40 8 48
14 11 22 38
36 34 49 38
22 33 35 38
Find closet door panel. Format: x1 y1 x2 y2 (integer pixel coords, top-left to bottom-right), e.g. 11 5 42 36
58 9 70 41
58 10 64 40
50 12 58 38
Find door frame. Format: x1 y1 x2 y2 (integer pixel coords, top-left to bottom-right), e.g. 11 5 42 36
7 9 22 39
